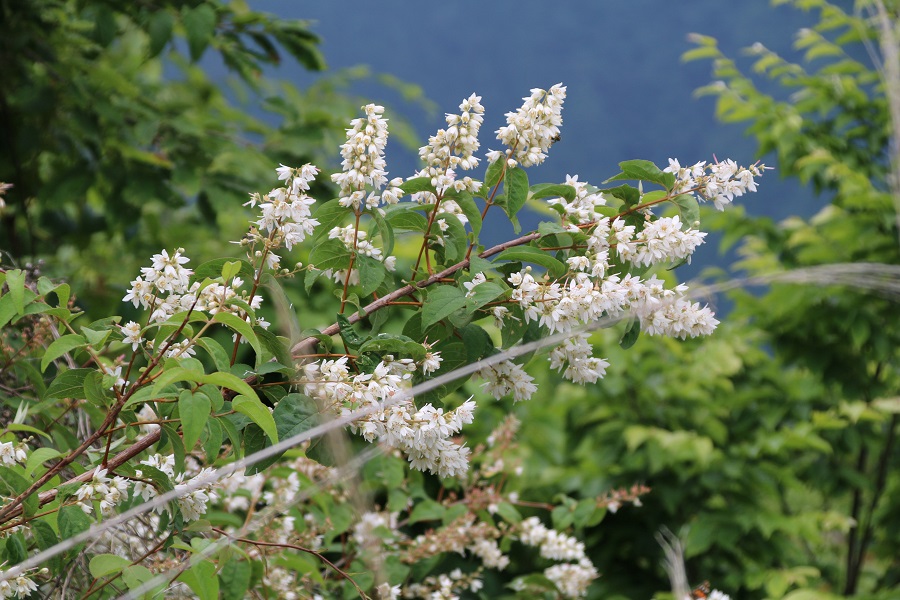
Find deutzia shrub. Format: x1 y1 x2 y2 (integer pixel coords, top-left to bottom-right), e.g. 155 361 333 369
0 83 764 598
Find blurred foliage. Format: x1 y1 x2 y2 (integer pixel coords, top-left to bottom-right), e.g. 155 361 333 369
0 0 424 319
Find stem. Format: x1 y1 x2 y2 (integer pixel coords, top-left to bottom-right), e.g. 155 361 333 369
465 162 508 261
339 210 364 315
411 190 446 280
231 230 276 365
846 413 898 595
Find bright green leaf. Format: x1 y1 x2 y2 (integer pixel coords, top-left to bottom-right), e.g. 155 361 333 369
233 395 278 444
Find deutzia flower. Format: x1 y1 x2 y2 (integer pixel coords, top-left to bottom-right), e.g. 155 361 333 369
463 272 487 298
0 441 26 466
488 83 566 168
121 321 143 351
420 344 443 375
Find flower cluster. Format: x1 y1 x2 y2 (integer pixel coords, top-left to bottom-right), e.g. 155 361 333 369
132 454 217 521
0 441 26 466
0 570 38 599
475 360 538 403
617 215 707 267
664 157 766 211
487 83 566 168
548 174 608 225
517 516 598 598
331 104 404 211
303 356 476 477
246 164 321 259
402 568 484 599
322 225 397 284
121 248 269 367
414 93 485 200
75 467 130 515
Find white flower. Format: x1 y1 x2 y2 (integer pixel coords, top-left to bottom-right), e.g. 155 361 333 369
420 346 443 375
463 272 487 298
121 321 143 351
0 441 26 466
477 360 537 402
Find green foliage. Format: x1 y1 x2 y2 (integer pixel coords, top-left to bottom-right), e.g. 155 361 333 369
0 0 396 317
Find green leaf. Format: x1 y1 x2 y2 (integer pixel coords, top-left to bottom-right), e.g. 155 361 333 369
504 166 529 220
400 176 436 194
178 559 219 600
85 370 112 408
493 246 567 278
434 212 468 263
530 183 577 202
24 447 62 476
619 319 640 349
233 395 278 444
275 394 318 440
601 184 641 208
151 366 204 396
254 327 293 370
182 4 216 62
213 312 262 358
359 334 427 361
368 207 395 257
201 371 257 400
408 499 446 524
467 282 506 310
37 277 70 308
422 286 468 329
147 9 174 57
41 334 87 372
307 237 352 272
221 261 243 282
90 553 132 578
0 294 16 329
460 324 495 363
484 158 505 189
58 504 92 544
495 502 522 524
6 535 27 565
190 258 255 285
449 191 483 236
122 564 158 593
386 207 428 232
31 520 60 572
46 369 93 399
5 269 25 315
671 193 700 227
220 559 252 600
336 313 368 349
203 416 223 461
4 423 51 440
195 337 232 373
606 159 676 189
179 389 211 450
357 255 387 297
313 199 349 238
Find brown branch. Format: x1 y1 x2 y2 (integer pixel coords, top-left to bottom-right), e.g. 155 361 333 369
0 430 161 525
212 528 367 599
291 230 542 357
